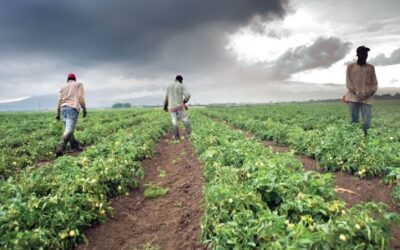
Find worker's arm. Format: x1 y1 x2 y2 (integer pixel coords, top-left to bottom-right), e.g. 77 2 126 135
346 65 356 95
360 66 378 100
164 87 169 112
182 85 191 103
79 84 87 117
164 97 169 112
56 94 62 120
368 66 378 96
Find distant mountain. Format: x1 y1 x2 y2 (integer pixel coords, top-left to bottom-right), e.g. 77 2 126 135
0 93 164 112
0 95 58 112
1 83 399 112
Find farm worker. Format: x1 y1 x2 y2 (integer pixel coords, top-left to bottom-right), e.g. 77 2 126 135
55 73 87 157
164 75 191 140
346 46 378 135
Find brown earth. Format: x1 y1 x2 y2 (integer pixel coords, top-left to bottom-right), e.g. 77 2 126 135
76 131 206 250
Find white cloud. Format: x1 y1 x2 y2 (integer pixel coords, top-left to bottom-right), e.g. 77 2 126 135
227 7 334 64
0 96 31 104
227 0 400 88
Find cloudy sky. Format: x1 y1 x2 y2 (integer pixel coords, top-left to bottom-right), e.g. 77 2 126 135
1 0 399 105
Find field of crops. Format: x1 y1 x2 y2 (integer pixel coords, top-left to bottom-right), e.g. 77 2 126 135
1 102 400 249
204 102 400 201
0 109 149 179
0 109 170 249
190 108 398 249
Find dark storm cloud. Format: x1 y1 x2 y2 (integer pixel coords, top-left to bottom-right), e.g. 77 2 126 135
269 36 352 80
0 0 290 100
369 48 400 66
0 0 288 66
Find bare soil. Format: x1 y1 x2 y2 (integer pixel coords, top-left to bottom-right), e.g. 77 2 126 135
76 131 205 250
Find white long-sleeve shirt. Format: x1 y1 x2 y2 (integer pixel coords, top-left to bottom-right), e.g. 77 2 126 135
165 81 191 112
58 80 86 112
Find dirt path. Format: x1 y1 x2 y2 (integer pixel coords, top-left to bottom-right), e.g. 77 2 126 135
76 131 205 250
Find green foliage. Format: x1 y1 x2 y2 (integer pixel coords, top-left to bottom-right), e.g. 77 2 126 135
190 111 397 249
133 242 161 250
0 110 170 249
204 103 400 178
392 185 400 206
143 183 170 199
157 168 166 178
0 109 150 179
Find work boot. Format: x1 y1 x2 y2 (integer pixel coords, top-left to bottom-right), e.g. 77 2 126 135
172 125 180 140
55 140 67 157
55 133 72 157
184 122 191 138
69 134 84 152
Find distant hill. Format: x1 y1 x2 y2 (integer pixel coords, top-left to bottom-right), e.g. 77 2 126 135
0 95 57 112
1 85 399 112
0 93 164 112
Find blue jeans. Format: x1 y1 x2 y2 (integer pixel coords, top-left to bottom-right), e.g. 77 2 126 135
349 102 371 132
61 106 79 137
170 110 189 126
170 110 191 138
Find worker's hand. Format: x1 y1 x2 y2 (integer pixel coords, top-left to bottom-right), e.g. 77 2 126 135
82 108 87 118
357 92 369 100
56 109 61 121
342 95 349 104
184 104 188 110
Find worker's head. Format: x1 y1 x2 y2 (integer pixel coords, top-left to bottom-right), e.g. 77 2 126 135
356 46 370 64
175 75 183 83
67 73 76 82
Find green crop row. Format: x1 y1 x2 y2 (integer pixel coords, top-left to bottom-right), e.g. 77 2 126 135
190 111 398 249
204 103 400 204
0 109 149 179
0 110 170 249
203 105 400 179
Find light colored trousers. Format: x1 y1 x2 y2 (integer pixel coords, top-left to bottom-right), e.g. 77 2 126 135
170 110 189 126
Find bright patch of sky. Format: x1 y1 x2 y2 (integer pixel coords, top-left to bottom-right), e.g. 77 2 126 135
0 96 31 104
228 0 400 87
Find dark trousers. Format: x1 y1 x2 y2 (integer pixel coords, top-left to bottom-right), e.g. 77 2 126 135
348 101 371 133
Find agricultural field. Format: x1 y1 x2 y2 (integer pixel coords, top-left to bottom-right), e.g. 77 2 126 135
1 102 400 249
0 109 148 179
190 109 399 249
204 101 400 202
0 109 170 249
